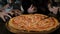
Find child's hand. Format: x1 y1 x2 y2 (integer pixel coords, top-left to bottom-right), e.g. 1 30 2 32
48 3 59 14
0 11 12 22
27 5 37 13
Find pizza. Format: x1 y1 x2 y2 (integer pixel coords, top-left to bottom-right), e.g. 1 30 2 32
6 14 59 33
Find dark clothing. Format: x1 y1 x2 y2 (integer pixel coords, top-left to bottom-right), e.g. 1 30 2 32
0 18 14 34
32 0 50 15
13 3 21 10
1 0 7 6
22 0 50 14
22 0 32 14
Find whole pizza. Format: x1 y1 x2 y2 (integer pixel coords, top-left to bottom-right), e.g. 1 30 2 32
6 14 59 33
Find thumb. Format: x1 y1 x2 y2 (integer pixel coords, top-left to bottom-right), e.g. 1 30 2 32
30 5 33 9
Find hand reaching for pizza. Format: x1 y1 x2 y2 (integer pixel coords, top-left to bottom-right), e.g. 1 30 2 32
48 3 59 15
27 5 37 13
0 9 22 22
0 10 12 22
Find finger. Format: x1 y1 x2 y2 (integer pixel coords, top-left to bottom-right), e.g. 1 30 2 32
8 12 14 15
7 15 12 18
30 5 33 8
48 3 51 8
17 13 22 15
6 14 12 18
0 16 6 22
